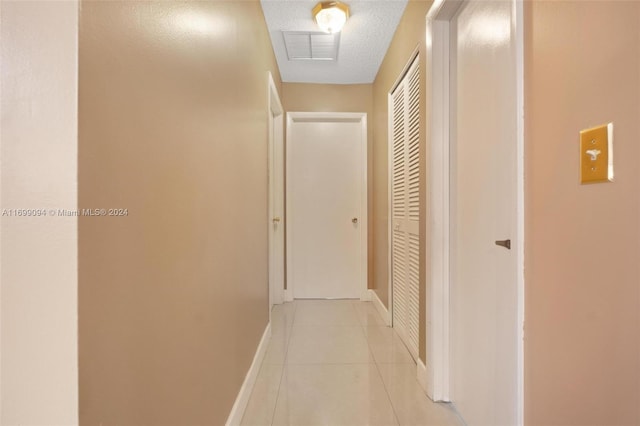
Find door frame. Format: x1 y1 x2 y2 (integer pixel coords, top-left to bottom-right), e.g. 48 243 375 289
285 112 369 300
268 72 284 312
425 0 524 424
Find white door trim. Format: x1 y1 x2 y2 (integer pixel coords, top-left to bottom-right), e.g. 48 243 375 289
286 112 368 301
514 2 525 424
267 72 284 313
425 1 525 424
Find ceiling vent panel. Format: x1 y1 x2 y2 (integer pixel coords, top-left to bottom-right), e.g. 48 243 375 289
282 31 340 61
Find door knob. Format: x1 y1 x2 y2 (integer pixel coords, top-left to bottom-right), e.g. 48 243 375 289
352 217 358 224
495 239 511 250
272 217 281 224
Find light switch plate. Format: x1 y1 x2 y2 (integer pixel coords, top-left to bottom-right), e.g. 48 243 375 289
580 123 613 184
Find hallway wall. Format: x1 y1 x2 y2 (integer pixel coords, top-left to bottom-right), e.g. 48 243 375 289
282 83 374 291
524 1 640 424
0 1 79 424
372 0 432 363
78 2 281 424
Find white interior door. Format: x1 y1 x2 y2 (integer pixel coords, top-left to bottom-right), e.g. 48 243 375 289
390 56 420 360
449 1 518 424
268 74 284 308
287 113 367 299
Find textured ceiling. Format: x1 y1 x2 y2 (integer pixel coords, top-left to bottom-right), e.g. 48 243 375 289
260 0 408 84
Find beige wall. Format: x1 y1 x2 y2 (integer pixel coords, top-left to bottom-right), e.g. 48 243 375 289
524 1 640 424
283 83 373 114
372 0 432 362
78 1 281 424
282 83 374 289
0 1 79 424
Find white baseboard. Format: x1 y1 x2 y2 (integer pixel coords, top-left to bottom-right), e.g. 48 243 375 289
416 358 434 400
284 289 293 302
226 323 271 426
369 289 391 326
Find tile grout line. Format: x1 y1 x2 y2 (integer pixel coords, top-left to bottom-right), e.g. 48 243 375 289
268 300 409 425
241 302 293 426
351 299 368 335
269 301 298 426
371 355 403 426
358 301 403 426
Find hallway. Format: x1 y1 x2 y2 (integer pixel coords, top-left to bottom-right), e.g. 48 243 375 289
241 300 462 426
2 1 640 424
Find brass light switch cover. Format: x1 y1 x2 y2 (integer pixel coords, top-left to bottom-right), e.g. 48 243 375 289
580 123 613 184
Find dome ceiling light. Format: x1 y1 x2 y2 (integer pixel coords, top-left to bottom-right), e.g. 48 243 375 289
312 1 350 34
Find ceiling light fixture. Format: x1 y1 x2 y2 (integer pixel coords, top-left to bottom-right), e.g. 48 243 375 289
312 1 350 34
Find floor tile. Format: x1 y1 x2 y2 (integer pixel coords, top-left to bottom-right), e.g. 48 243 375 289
294 299 356 307
353 301 388 326
363 326 415 365
294 300 361 326
271 302 296 339
376 363 463 426
263 333 290 365
272 364 399 426
287 325 373 364
243 300 463 426
240 363 284 426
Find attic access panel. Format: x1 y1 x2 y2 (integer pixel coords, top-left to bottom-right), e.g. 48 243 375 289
282 31 341 61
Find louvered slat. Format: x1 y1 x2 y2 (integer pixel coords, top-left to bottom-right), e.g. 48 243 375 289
408 234 420 353
407 60 420 222
391 55 420 360
392 229 407 330
392 88 405 219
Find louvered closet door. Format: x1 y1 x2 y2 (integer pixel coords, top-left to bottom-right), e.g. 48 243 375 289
391 56 420 360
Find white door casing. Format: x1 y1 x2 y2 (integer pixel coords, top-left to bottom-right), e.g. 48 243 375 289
389 53 421 360
286 112 368 300
426 0 524 424
268 73 285 310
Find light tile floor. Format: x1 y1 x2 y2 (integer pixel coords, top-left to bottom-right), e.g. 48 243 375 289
241 300 463 426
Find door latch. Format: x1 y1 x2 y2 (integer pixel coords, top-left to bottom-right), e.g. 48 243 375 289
495 239 511 250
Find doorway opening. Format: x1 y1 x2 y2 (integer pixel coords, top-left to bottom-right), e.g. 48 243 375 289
426 0 524 424
268 72 285 313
